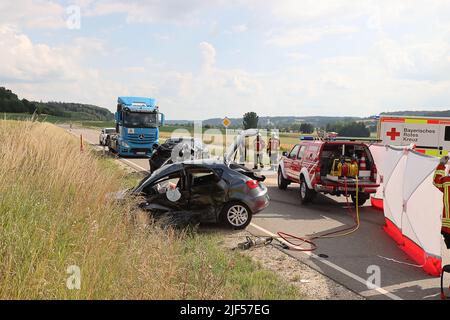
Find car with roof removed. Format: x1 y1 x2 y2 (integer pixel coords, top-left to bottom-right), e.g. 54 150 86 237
130 159 269 229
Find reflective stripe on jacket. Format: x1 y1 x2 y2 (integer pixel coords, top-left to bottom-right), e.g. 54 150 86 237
433 164 450 233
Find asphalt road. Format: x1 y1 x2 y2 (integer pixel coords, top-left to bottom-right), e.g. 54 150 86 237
68 126 450 300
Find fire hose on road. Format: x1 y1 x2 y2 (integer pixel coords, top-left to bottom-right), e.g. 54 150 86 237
238 176 361 252
276 176 361 252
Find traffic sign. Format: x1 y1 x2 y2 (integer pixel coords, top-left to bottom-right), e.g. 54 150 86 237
222 117 231 128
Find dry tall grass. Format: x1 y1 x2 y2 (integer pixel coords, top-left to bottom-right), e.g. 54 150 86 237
0 120 297 299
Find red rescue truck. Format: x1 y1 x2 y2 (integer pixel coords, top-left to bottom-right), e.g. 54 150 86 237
278 137 379 205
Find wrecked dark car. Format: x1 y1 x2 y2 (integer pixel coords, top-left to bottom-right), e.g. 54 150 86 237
149 137 210 173
132 159 269 229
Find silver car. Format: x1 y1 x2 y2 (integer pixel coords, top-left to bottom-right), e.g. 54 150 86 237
99 128 116 146
132 159 269 229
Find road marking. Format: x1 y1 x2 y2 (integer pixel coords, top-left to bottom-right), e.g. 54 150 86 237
359 278 432 298
248 222 403 300
119 158 149 172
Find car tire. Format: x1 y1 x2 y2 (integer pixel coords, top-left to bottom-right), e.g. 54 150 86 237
351 193 369 206
278 168 289 190
299 176 315 204
221 201 252 230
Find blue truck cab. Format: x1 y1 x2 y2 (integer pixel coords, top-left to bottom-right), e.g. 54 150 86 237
109 96 165 157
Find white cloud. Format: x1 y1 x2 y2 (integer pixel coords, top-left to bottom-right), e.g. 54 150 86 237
266 25 359 47
199 41 216 70
152 33 171 41
286 52 309 61
0 25 81 82
375 38 450 82
0 25 122 108
122 67 146 73
0 1 66 29
231 24 248 33
5 0 450 119
265 0 366 22
85 0 230 25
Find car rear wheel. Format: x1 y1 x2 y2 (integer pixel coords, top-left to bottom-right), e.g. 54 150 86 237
299 177 315 204
278 168 289 190
221 202 252 229
351 193 369 206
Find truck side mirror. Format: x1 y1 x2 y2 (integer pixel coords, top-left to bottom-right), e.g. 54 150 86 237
160 113 165 126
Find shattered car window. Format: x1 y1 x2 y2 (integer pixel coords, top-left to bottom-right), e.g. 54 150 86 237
155 177 181 194
143 173 182 195
190 169 217 187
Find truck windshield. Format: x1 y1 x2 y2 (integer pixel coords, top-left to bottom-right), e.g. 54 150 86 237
123 112 158 128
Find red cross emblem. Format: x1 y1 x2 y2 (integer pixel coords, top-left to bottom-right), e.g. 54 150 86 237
386 128 400 141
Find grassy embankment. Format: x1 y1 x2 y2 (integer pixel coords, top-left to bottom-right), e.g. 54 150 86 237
0 120 299 299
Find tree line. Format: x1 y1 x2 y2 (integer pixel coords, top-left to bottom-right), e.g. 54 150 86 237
325 121 370 137
0 87 114 121
243 111 371 137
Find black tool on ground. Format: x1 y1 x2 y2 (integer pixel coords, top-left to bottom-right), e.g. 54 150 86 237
237 236 273 250
440 264 450 300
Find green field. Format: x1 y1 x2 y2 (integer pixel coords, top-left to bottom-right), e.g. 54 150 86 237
1 112 115 127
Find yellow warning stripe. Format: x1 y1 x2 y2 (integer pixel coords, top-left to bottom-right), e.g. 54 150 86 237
434 170 446 179
433 170 446 187
442 219 450 228
423 149 448 157
445 186 450 219
405 118 428 124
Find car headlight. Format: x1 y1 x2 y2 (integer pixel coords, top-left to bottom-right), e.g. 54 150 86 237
121 141 130 148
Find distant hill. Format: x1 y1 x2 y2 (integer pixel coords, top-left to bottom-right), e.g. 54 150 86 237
381 110 450 117
36 101 114 121
167 116 363 129
0 87 114 121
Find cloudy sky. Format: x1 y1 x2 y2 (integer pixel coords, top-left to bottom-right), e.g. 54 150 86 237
2 1 450 119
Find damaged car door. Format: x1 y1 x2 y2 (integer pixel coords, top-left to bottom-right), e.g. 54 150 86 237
185 167 228 223
140 170 189 214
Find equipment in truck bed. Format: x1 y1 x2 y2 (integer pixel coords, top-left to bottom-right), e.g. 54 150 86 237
278 139 379 205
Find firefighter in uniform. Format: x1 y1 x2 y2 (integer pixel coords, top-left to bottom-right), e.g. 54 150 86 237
253 134 265 170
267 133 280 170
432 155 450 249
